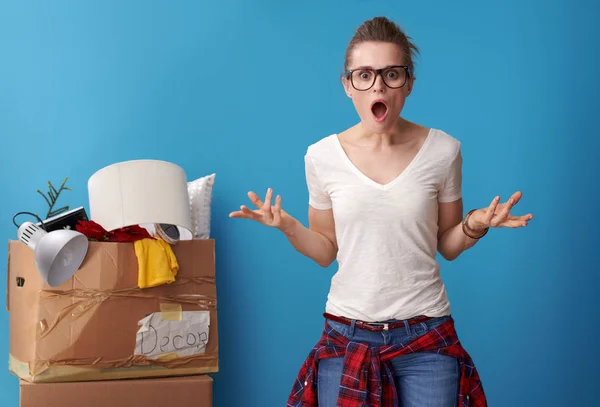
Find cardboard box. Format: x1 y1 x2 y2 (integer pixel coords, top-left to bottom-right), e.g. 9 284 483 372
19 374 213 407
7 239 218 383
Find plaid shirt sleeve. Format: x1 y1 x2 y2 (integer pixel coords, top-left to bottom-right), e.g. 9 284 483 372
287 318 488 407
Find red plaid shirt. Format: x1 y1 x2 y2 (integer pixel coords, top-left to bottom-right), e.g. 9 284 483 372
287 317 487 407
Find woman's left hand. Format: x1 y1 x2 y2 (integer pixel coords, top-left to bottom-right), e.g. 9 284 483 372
467 191 534 232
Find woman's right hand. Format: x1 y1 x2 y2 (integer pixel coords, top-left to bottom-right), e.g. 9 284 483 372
229 188 295 233
230 187 337 267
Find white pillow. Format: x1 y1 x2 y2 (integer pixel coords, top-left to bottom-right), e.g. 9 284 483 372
187 173 215 239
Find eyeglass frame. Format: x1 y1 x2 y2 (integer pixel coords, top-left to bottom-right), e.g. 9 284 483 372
343 65 412 91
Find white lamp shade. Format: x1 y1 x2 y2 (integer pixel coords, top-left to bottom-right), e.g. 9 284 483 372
87 160 193 240
17 222 89 287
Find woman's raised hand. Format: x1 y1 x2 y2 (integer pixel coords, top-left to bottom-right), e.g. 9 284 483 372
467 191 534 231
229 188 293 231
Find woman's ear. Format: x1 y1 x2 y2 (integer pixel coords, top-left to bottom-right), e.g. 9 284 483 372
342 76 353 98
405 76 415 96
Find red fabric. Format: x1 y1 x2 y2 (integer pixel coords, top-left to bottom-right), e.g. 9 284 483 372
76 220 154 243
287 317 487 407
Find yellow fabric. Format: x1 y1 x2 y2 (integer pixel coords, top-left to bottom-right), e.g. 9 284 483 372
134 237 179 289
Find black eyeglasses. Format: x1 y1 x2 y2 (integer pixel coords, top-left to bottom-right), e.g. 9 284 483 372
344 65 411 91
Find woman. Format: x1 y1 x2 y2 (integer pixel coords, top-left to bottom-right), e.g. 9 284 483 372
230 16 532 407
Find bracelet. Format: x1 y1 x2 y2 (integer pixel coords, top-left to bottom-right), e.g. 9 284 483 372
462 209 489 239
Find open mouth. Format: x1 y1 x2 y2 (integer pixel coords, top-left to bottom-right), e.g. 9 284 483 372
371 100 388 122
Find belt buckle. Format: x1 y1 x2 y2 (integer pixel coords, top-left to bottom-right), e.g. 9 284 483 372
382 323 389 331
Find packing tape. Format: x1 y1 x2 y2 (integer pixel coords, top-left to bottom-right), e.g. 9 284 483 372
26 351 219 378
35 287 216 340
156 352 179 361
160 303 183 321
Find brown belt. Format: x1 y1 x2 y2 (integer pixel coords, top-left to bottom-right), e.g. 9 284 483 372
323 312 432 332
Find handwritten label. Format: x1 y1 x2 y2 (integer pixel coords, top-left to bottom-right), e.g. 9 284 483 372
134 311 210 359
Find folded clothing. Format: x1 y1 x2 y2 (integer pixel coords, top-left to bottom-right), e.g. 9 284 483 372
134 237 179 288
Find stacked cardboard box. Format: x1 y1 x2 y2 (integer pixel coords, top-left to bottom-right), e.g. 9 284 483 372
7 238 218 406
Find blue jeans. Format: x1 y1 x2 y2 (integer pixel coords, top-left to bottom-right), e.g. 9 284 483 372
317 315 459 407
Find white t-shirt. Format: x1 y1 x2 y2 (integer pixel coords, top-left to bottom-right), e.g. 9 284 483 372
304 128 462 322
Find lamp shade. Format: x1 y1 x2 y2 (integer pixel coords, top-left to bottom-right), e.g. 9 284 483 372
17 221 89 287
88 160 193 240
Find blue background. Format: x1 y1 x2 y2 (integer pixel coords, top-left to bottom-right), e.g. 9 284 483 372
1 1 598 406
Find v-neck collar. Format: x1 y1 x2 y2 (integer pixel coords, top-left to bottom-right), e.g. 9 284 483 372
332 128 435 190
